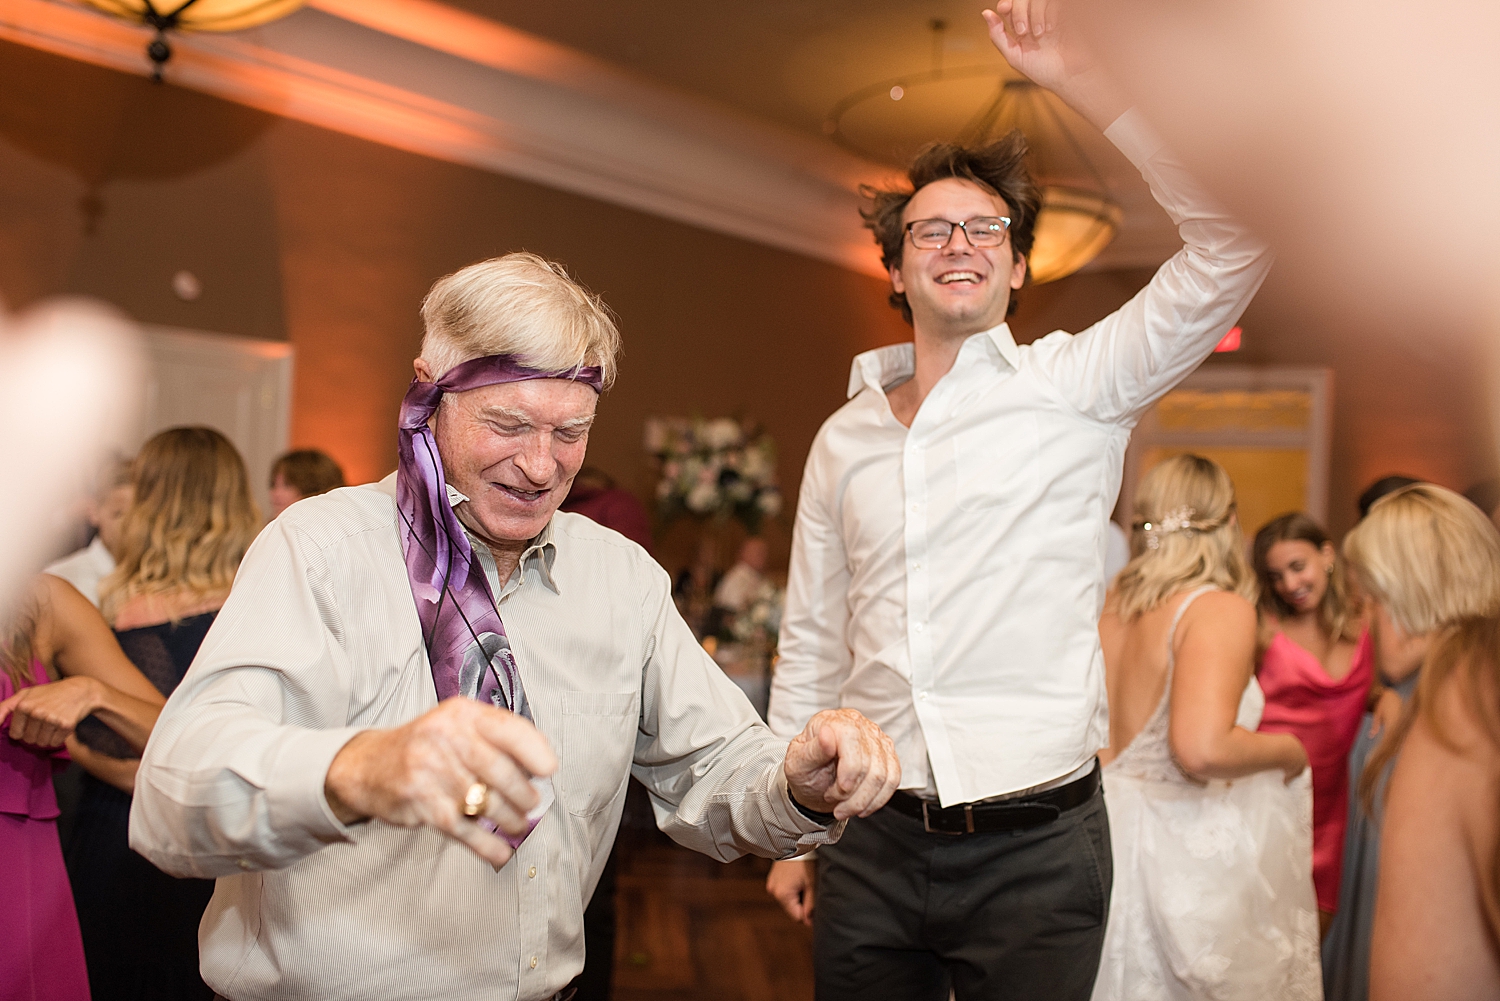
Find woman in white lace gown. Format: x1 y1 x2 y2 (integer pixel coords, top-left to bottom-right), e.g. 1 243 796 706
1092 455 1322 1001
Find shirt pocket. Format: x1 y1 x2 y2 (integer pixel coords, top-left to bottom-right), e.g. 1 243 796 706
953 413 1040 511
559 689 640 818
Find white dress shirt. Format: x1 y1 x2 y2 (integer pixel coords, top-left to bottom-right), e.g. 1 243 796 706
43 536 115 607
1104 521 1132 582
130 475 834 1001
769 109 1273 807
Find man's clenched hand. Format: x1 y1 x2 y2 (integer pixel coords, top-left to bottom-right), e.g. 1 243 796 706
784 708 900 820
324 697 558 870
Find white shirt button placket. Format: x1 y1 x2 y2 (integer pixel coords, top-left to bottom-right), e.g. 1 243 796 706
902 409 941 794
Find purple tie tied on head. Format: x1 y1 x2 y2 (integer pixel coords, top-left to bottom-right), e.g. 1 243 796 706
397 354 603 846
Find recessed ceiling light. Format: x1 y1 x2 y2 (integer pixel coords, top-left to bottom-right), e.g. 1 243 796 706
889 86 905 101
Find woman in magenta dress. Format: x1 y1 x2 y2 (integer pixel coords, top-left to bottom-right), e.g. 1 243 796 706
1 574 166 1001
1253 512 1374 936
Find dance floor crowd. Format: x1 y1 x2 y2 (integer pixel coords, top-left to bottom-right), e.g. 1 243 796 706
4 2 1499 1000
7 426 1500 1001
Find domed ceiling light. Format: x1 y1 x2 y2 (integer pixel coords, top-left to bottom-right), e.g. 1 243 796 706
76 0 305 80
825 22 1122 284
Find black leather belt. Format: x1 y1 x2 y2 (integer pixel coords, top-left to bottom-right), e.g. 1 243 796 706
887 762 1100 835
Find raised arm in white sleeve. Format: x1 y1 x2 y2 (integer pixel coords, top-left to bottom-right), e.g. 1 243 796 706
128 518 365 878
1035 108 1274 425
767 436 853 741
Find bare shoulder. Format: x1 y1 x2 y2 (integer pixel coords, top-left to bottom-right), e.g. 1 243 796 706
1411 670 1500 781
31 572 107 648
1179 589 1256 637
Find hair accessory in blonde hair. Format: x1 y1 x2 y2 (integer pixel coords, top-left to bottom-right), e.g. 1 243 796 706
1139 506 1197 550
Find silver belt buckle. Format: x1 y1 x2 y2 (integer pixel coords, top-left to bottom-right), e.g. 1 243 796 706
921 800 974 835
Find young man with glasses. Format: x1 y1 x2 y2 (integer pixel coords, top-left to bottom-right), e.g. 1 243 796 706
764 2 1273 999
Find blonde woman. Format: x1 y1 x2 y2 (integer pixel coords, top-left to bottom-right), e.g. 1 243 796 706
66 426 258 1001
1091 455 1318 1001
1322 483 1500 1001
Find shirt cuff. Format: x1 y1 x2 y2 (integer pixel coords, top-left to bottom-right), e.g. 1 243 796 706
789 789 838 825
770 768 847 851
1103 106 1166 170
266 725 369 847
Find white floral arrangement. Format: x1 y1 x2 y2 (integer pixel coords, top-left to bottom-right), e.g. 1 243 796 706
729 580 785 652
643 416 783 533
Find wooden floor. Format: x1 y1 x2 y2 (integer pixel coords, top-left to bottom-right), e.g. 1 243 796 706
610 826 815 1000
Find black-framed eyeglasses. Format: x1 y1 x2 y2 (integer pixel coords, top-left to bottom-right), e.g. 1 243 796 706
904 215 1012 250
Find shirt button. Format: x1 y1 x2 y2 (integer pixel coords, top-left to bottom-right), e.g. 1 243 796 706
912 562 921 570
528 866 537 879
236 859 251 870
914 622 925 633
530 956 538 969
919 691 929 701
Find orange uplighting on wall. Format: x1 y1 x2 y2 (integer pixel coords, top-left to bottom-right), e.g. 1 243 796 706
1214 326 1243 352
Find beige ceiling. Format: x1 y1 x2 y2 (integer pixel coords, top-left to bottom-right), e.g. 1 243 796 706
441 1 999 143
440 0 1177 266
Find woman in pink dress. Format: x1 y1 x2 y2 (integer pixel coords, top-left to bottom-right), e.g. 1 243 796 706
1 574 165 1001
1253 512 1374 936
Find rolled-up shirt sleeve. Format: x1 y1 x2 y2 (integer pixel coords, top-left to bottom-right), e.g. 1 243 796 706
628 557 843 861
129 519 364 878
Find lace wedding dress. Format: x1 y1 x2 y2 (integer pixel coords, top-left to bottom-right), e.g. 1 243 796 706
1091 587 1323 1001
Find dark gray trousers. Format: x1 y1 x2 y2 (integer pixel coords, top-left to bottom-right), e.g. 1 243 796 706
814 787 1111 1001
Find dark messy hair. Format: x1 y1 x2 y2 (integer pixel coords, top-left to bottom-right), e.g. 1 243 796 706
860 132 1040 324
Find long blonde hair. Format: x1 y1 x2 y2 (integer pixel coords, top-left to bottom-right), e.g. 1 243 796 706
1114 454 1254 619
99 427 259 622
1342 483 1500 636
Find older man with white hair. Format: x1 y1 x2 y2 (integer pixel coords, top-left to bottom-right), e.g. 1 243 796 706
129 252 900 1001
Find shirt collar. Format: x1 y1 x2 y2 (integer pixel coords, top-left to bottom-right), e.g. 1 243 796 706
846 322 1021 399
444 484 560 593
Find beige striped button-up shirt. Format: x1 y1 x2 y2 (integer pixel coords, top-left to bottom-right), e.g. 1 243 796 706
130 475 835 1001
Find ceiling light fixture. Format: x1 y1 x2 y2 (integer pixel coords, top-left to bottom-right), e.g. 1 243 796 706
825 20 1122 283
76 0 305 81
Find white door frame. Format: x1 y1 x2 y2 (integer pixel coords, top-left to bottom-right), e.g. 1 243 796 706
1120 365 1334 526
134 325 294 518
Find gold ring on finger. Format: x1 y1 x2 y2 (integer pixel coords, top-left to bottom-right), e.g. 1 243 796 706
461 781 489 818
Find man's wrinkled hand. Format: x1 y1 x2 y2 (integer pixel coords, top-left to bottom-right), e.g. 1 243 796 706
784 708 901 821
323 697 558 870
